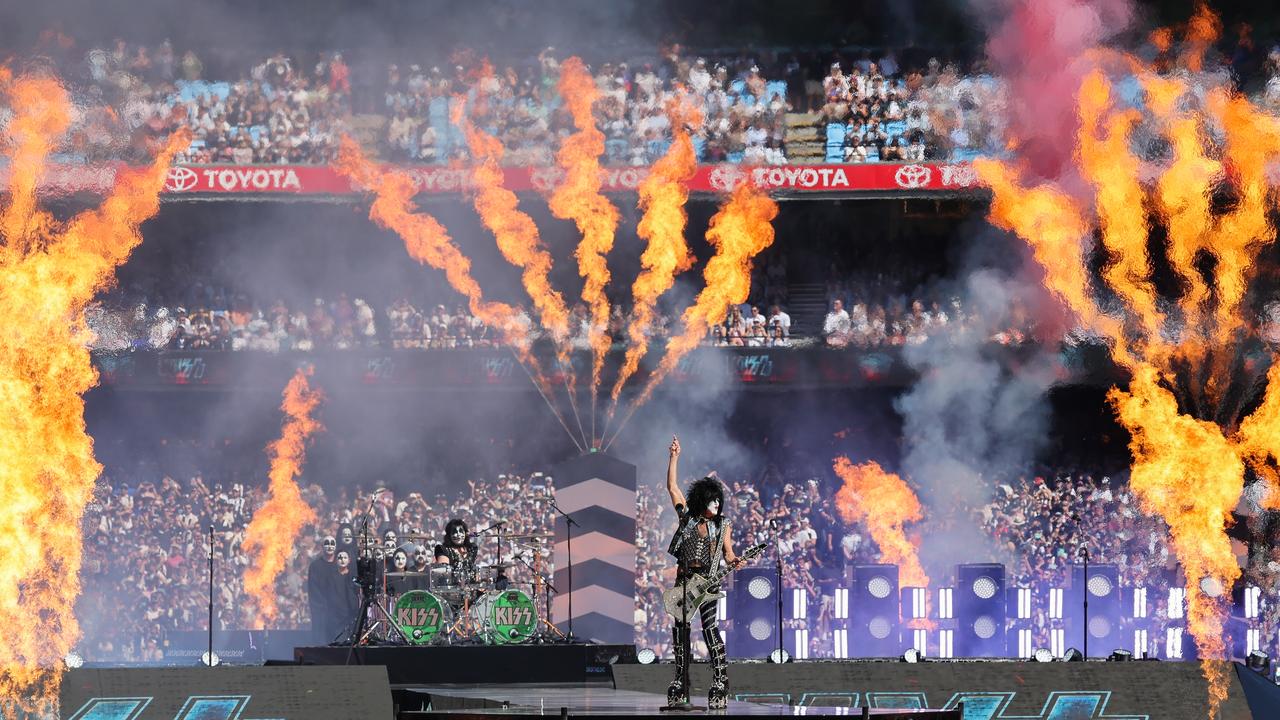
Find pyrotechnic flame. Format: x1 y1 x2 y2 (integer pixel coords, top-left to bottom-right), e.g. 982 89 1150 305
1108 364 1242 710
832 457 930 591
976 10 1280 715
335 138 583 449
606 95 701 427
606 182 777 448
452 71 572 347
549 57 621 445
242 368 324 627
0 73 188 716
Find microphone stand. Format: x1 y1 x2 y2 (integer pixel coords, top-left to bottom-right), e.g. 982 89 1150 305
547 497 577 643
773 519 784 662
345 492 380 665
1071 512 1089 659
207 525 214 668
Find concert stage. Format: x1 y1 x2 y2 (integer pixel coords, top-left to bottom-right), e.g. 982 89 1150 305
60 648 1280 719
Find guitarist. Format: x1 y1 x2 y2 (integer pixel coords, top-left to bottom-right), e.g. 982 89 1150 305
666 436 739 710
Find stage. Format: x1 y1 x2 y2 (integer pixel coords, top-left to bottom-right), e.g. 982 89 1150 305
59 644 1280 719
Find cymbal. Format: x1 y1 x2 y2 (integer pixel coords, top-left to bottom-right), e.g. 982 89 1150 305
384 571 426 577
507 533 554 540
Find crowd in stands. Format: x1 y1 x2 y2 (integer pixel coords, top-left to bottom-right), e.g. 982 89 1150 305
79 440 1247 662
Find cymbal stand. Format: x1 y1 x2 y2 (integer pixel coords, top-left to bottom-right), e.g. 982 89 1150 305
522 543 565 642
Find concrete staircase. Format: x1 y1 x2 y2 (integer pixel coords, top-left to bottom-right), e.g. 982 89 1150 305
787 282 828 337
784 111 825 165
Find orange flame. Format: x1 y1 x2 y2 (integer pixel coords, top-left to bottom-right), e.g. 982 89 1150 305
608 182 777 444
452 71 572 347
832 457 930 590
979 10 1279 714
1108 364 1241 710
607 95 701 419
0 73 187 715
549 57 621 443
336 137 529 349
243 368 324 627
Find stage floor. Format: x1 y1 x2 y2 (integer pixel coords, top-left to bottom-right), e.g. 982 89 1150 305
395 684 960 718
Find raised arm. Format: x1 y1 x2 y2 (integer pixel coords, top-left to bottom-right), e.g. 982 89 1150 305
667 436 686 510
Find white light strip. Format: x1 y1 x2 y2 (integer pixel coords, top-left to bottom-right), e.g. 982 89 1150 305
1050 628 1064 658
938 629 954 659
1134 629 1148 658
1049 587 1063 620
1133 587 1147 619
717 596 727 622
793 628 809 659
1169 588 1185 620
914 628 928 656
1166 627 1183 659
1248 628 1260 656
1018 628 1032 658
835 588 849 620
833 628 848 659
912 587 927 619
792 588 808 620
939 588 953 620
1245 586 1260 620
1017 587 1032 620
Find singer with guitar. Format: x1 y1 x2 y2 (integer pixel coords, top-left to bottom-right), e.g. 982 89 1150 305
665 435 739 710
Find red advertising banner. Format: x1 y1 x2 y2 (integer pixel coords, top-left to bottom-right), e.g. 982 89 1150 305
11 162 984 196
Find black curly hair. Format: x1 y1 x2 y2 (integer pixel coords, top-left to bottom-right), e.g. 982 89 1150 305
443 518 472 548
686 475 725 520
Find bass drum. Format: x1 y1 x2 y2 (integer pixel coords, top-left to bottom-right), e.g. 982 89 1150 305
393 590 453 645
471 588 537 645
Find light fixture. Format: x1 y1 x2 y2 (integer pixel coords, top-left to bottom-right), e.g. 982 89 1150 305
901 648 922 663
637 648 657 665
1032 648 1054 663
768 648 791 664
63 651 84 669
1107 649 1132 662
201 651 221 667
1247 651 1270 673
1199 577 1224 598
1061 648 1084 662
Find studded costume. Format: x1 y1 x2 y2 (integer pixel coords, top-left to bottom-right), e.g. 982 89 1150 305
667 505 730 709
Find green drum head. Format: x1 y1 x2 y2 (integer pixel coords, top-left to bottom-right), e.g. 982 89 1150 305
486 589 536 645
394 590 449 645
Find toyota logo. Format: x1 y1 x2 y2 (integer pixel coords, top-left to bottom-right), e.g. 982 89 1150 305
708 165 747 191
165 166 199 192
530 167 565 191
894 164 932 189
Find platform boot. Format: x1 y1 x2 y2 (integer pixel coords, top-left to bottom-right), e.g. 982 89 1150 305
704 624 729 710
667 623 690 706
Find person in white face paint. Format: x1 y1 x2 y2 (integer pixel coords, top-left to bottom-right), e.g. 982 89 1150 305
665 436 740 709
434 518 477 586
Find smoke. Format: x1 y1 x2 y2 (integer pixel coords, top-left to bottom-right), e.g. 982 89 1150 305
980 0 1133 179
895 250 1063 575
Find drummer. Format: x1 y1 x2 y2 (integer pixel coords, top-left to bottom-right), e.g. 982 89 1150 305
434 518 478 584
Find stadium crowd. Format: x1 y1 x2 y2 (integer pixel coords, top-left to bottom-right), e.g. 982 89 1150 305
18 34 1020 166
79 443 1225 662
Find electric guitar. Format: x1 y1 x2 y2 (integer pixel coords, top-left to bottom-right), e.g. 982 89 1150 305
663 542 769 619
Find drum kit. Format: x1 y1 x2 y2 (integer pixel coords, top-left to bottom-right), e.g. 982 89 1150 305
354 530 562 646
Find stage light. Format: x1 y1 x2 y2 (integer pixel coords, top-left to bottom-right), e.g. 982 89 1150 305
851 564 900 657
201 650 221 667
1062 648 1083 662
1107 649 1132 662
637 648 657 664
901 648 922 663
1247 651 1270 673
730 567 780 659
768 648 791 664
956 564 1006 657
1070 563 1120 657
1200 576 1224 598
1033 648 1054 663
63 651 83 669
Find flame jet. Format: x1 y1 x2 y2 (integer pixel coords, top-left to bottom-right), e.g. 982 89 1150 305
336 138 582 449
243 368 324 627
974 9 1280 715
833 458 930 591
606 182 777 448
605 94 701 433
549 57 621 444
0 72 187 716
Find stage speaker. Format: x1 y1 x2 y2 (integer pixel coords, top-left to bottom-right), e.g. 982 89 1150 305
729 567 780 659
1068 563 1120 658
849 564 900 657
955 563 1006 657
